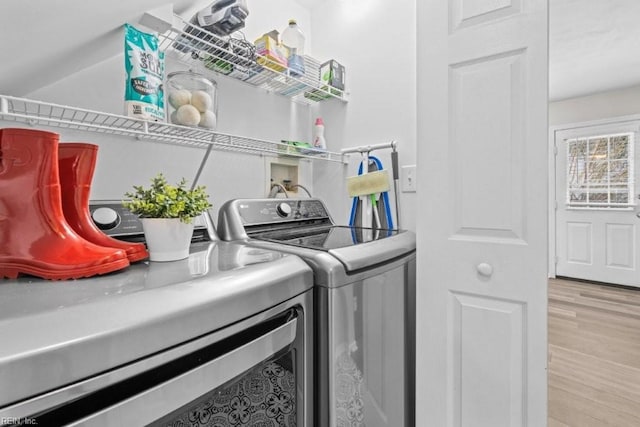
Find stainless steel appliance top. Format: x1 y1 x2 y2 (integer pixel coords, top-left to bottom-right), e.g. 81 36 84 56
217 198 416 280
0 240 312 410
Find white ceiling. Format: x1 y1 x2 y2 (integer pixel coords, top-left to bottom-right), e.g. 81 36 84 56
0 0 638 101
549 0 640 101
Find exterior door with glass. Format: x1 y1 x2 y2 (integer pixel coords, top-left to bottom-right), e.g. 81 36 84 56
555 119 640 287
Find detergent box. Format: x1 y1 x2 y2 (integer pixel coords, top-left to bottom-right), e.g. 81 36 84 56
254 33 289 72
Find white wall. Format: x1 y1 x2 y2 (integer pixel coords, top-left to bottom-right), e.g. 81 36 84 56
6 0 316 223
549 84 640 126
1 0 417 230
309 0 418 229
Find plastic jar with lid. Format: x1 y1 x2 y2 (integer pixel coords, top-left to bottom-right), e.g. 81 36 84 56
166 71 218 129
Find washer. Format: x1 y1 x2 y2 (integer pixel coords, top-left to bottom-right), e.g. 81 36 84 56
0 207 314 426
218 198 416 427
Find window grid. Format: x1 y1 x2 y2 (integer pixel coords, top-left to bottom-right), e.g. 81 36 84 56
565 132 635 209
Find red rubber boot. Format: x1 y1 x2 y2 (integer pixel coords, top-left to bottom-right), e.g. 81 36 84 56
0 128 130 280
58 143 148 263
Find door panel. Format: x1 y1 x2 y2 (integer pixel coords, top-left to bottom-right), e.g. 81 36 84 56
606 223 635 268
451 293 525 427
451 50 526 243
417 0 548 425
566 222 592 263
451 0 522 30
555 121 640 287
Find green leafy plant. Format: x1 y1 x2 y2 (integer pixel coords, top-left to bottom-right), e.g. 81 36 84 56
123 173 211 223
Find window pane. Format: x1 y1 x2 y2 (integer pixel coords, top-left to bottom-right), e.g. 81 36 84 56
588 191 608 202
611 191 629 204
610 136 629 160
569 139 587 157
588 137 608 160
568 165 586 188
609 160 629 184
567 139 587 188
587 161 608 184
569 190 586 203
565 132 634 209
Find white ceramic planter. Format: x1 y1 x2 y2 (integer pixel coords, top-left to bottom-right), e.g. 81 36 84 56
140 218 194 262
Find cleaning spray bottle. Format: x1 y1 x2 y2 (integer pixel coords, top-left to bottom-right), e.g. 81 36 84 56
312 117 327 151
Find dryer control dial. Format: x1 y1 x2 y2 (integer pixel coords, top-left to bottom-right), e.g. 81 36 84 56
276 203 292 218
92 207 120 230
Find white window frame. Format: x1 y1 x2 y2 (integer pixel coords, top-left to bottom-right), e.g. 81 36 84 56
565 131 635 210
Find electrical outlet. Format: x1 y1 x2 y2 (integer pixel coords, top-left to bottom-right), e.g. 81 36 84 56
401 165 417 192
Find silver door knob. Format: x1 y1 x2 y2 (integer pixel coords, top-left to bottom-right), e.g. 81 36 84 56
476 263 493 277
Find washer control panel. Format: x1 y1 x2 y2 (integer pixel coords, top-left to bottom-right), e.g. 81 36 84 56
89 201 213 242
237 199 331 226
89 202 144 236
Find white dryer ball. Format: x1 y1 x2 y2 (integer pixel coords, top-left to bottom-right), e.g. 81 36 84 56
169 110 179 125
199 110 217 129
176 104 201 126
190 90 213 113
167 89 191 109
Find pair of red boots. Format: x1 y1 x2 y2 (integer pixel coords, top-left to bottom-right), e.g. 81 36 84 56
0 128 148 280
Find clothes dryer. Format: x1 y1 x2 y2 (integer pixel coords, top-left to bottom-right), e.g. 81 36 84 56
0 207 314 426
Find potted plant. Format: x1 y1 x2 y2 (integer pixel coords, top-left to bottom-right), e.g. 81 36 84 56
123 173 212 262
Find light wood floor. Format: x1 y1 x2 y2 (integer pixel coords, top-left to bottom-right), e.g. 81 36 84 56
548 277 640 427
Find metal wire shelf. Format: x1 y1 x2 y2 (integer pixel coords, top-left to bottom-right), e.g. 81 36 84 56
158 15 347 104
0 95 346 163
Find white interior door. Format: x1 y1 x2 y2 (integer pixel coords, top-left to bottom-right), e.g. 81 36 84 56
555 120 640 287
416 0 548 426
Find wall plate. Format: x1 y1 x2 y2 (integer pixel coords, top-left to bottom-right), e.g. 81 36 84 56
401 165 417 192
